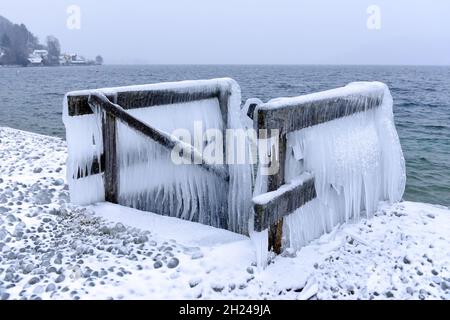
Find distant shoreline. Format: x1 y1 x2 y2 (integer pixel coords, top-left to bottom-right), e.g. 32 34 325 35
0 64 103 68
2 64 450 68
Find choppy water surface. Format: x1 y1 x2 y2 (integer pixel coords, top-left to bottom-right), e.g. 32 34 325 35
0 65 449 206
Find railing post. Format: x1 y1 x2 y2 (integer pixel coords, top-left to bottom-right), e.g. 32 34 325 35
267 133 286 254
102 94 119 204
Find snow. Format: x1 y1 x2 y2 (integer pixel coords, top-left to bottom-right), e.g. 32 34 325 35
252 173 313 205
261 81 386 110
1 127 449 300
92 202 246 247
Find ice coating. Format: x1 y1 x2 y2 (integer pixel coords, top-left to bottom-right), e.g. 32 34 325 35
63 79 406 265
282 82 406 250
226 82 255 235
63 78 255 233
62 108 105 205
114 99 229 228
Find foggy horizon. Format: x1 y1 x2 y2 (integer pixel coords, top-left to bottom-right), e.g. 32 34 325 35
1 0 450 66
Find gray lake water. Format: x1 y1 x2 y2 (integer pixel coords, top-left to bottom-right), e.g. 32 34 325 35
0 65 449 206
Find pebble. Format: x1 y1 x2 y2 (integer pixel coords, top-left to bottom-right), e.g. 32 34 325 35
33 167 43 174
47 266 57 274
189 278 202 288
23 264 35 274
153 261 163 269
34 192 52 205
55 274 65 283
134 235 148 244
29 277 40 285
100 226 111 235
4 273 13 282
212 284 225 293
7 252 17 260
33 285 45 295
191 252 204 260
114 223 126 233
53 179 65 186
431 276 441 284
5 214 16 223
167 258 180 269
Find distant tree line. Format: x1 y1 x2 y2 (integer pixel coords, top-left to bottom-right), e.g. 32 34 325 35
0 16 42 66
0 15 103 66
45 35 61 66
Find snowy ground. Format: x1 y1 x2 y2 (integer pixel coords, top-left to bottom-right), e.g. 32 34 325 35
0 126 449 300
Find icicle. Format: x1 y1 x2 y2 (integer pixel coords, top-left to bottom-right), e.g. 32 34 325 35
116 118 228 228
250 229 269 271
63 94 105 205
282 82 406 251
226 80 255 235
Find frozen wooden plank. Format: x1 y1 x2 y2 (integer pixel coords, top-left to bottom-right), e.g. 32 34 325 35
255 87 384 134
68 88 221 116
253 174 317 232
88 92 229 182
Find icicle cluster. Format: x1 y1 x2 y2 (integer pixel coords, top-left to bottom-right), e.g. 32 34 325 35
62 99 105 205
115 98 229 229
64 79 405 262
226 83 256 235
63 78 255 233
282 82 406 250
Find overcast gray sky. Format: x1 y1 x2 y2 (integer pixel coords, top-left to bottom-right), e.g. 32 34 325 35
1 0 449 65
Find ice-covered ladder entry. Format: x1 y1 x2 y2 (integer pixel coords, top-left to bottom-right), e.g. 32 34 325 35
63 79 405 257
64 79 238 232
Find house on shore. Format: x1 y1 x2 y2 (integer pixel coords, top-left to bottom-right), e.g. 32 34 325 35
27 49 48 66
26 51 96 67
59 53 72 66
70 54 88 65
